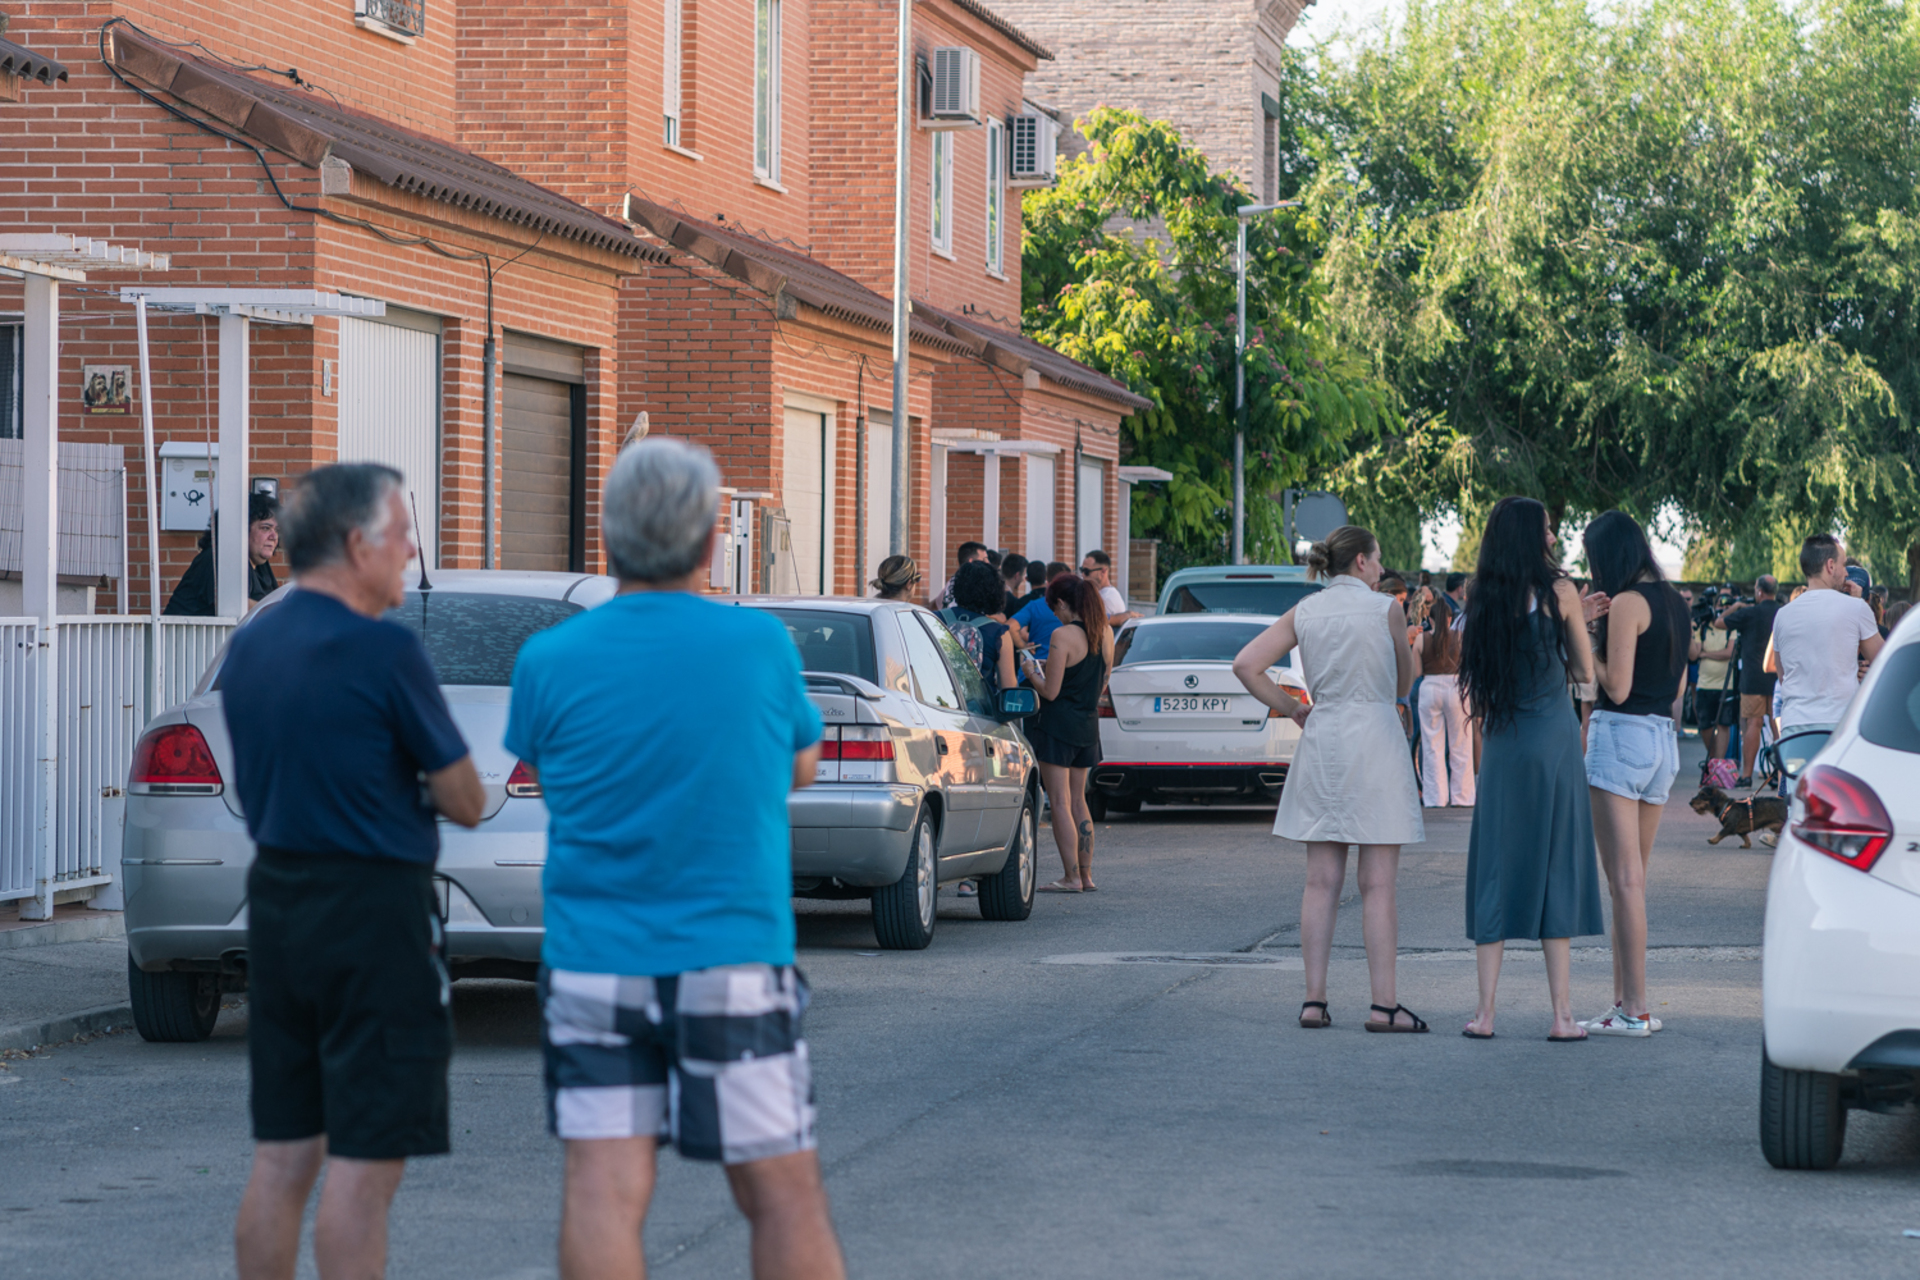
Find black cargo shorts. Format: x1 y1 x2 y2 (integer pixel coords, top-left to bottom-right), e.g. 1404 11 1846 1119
246 846 452 1160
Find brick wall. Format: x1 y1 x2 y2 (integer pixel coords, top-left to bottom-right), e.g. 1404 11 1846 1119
985 0 1312 196
2 11 632 607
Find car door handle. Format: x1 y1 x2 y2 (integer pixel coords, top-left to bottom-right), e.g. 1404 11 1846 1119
935 736 949 755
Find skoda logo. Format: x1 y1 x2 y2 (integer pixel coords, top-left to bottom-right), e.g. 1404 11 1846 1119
1184 674 1199 689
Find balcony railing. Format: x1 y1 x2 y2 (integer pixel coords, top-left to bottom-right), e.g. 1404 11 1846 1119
355 0 426 40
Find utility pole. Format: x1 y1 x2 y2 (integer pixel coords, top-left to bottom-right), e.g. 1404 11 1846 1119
1233 200 1299 564
889 0 913 555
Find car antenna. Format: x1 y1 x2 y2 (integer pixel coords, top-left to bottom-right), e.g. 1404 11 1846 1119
410 491 432 591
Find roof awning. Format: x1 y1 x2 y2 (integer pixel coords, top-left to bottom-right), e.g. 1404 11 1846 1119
0 34 69 84
915 302 1154 412
105 23 652 261
119 287 386 325
1120 465 1174 483
0 235 170 283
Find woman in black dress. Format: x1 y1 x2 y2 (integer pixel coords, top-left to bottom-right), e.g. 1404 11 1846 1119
1016 573 1111 893
1458 497 1608 1041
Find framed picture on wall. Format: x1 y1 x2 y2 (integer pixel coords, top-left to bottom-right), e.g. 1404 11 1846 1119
81 364 133 415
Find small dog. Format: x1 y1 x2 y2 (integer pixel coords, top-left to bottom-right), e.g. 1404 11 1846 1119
1690 786 1788 849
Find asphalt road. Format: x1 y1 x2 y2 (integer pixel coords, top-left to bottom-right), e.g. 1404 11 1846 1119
5 744 1919 1278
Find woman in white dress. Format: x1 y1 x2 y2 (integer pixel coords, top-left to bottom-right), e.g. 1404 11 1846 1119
1232 525 1427 1032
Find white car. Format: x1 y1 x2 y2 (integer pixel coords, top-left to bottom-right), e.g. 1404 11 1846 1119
1088 614 1308 817
1760 610 1920 1169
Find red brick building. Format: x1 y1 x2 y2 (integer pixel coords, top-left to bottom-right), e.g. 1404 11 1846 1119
2 0 1143 609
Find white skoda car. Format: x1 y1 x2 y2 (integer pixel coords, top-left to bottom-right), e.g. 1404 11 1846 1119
1760 611 1920 1169
1088 614 1308 818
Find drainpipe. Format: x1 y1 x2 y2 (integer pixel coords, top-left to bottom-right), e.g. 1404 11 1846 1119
888 0 912 556
482 335 496 569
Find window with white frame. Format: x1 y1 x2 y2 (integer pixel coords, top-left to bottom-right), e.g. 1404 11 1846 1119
931 130 954 254
754 0 781 181
663 0 684 146
985 120 1004 274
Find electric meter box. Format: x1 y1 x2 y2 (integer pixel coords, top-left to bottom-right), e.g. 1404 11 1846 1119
158 442 220 532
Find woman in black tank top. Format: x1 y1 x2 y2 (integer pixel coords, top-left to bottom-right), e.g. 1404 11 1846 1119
1579 512 1704 1038
1015 574 1113 893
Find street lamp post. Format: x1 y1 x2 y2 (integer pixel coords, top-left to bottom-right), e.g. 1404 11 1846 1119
1233 200 1299 564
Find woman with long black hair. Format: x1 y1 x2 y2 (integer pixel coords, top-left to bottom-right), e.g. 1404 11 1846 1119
1579 511 1696 1037
1458 498 1607 1041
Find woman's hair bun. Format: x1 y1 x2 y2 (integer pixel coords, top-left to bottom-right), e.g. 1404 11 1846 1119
1305 540 1332 578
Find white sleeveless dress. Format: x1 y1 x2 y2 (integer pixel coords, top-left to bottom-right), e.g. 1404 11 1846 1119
1271 575 1426 846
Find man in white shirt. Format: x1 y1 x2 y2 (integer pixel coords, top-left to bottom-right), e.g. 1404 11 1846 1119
1079 550 1137 630
1764 534 1885 734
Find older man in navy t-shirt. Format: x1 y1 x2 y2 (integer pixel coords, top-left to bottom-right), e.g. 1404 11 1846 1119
221 464 485 1280
505 438 842 1279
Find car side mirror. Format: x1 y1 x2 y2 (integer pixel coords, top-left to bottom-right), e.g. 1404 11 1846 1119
1768 729 1831 784
998 687 1038 720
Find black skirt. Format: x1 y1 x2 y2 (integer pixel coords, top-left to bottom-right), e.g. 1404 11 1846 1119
1027 724 1101 769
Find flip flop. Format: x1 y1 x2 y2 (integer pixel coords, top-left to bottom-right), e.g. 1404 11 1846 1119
1547 1031 1589 1042
1461 1027 1495 1040
1037 881 1082 894
1081 882 1098 892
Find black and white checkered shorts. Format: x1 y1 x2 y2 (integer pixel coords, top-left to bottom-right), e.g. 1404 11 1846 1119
540 964 815 1164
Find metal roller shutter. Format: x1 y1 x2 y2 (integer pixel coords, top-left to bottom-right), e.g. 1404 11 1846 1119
501 334 586 573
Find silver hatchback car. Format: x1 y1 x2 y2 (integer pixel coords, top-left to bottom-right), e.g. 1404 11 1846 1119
736 597 1041 950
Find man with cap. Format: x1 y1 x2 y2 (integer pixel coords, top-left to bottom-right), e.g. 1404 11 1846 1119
165 491 281 615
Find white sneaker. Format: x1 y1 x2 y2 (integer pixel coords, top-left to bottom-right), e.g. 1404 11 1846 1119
1588 1008 1654 1037
1580 1003 1662 1032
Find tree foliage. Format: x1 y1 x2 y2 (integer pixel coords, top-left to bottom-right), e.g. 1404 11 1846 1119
1305 0 1920 584
1021 108 1399 565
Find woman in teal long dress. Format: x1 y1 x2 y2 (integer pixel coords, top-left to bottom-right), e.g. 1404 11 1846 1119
1458 497 1608 1041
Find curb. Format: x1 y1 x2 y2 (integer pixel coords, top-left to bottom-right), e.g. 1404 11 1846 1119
0 911 125 951
0 1003 136 1054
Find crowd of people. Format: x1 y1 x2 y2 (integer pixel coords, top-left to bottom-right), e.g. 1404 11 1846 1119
1228 502 1899 1045
210 437 1900 1278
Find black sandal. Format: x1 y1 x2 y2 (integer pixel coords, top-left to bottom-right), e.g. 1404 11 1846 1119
1365 1003 1429 1033
1299 1000 1331 1029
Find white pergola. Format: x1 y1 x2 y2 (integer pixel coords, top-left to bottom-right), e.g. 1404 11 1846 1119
118 289 386 615
1117 465 1173 603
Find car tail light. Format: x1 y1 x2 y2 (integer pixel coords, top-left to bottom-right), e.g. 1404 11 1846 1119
129 723 223 795
1098 689 1115 718
1793 765 1892 871
1270 686 1311 718
505 760 543 798
821 726 895 760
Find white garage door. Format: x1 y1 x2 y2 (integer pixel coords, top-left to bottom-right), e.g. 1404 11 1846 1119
338 313 441 566
863 410 895 590
1077 457 1106 561
1025 454 1055 563
782 406 830 595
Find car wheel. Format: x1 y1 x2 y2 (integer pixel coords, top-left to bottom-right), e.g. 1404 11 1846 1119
1107 794 1142 815
978 792 1037 922
872 810 937 950
1760 1045 1847 1170
127 954 220 1043
1085 787 1107 822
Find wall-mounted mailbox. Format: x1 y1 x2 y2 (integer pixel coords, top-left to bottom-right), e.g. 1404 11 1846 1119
158 441 219 532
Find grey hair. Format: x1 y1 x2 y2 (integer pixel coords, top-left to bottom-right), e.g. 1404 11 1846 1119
282 463 404 572
603 437 720 582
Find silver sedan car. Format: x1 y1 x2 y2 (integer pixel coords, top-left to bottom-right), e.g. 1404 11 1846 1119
734 597 1041 951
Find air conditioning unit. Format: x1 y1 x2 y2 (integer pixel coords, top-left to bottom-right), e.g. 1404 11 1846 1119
1009 113 1057 186
929 47 982 123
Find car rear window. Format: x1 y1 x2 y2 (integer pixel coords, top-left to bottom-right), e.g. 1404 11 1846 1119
1164 580 1320 615
1119 620 1272 666
385 592 582 686
764 609 877 684
1857 642 1920 754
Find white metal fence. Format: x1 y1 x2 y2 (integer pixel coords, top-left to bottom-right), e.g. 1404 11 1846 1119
0 615 236 908
1 619 40 902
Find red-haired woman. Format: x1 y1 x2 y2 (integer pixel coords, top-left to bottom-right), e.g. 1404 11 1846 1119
1015 574 1114 893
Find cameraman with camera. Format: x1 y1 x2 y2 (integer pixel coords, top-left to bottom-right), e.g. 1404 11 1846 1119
1719 574 1781 787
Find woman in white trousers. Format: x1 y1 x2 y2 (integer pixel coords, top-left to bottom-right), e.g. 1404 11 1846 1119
1417 592 1475 807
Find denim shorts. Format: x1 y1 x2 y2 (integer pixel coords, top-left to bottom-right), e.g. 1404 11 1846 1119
1585 710 1680 804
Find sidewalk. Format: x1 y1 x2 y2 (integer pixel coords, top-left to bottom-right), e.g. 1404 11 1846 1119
0 902 131 1052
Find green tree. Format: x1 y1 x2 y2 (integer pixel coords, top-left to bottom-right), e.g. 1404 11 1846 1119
1022 108 1398 565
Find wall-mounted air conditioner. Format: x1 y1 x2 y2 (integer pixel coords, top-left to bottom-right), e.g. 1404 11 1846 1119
926 47 982 126
1009 113 1057 186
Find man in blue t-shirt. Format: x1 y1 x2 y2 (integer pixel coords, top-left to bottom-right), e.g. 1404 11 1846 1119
505 438 843 1279
221 464 484 1280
